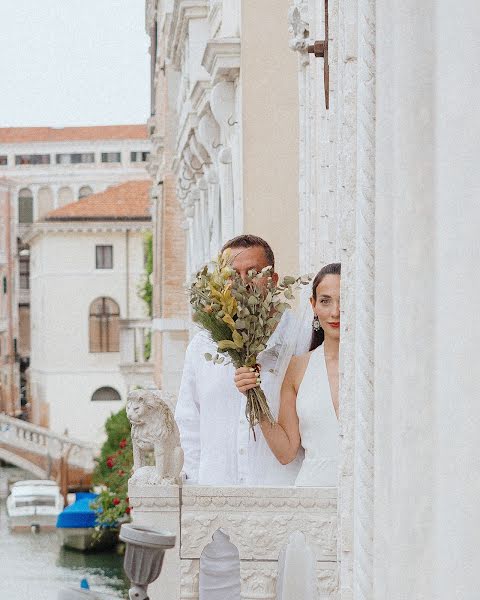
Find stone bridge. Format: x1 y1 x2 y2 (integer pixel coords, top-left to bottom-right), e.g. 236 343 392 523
0 414 97 494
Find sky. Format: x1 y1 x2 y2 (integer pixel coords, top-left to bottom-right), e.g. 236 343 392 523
0 1 150 127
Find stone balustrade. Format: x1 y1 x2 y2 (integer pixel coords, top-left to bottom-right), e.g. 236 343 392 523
126 386 338 600
129 481 337 600
0 413 96 470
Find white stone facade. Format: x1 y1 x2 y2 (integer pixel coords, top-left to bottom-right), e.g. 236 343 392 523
147 0 242 280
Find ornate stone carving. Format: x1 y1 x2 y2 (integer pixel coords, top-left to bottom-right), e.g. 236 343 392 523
317 565 339 599
127 388 184 485
180 559 199 600
240 562 277 600
181 494 335 511
287 0 310 54
181 512 336 561
129 495 180 510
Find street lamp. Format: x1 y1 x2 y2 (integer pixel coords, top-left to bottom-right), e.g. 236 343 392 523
119 523 175 600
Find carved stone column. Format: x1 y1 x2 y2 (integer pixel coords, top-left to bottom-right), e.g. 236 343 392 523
197 111 222 255
209 80 238 243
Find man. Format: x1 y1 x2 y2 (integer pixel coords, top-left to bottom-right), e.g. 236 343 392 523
175 234 304 486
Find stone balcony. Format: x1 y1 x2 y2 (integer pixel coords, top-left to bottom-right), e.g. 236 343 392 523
129 483 337 600
119 318 154 389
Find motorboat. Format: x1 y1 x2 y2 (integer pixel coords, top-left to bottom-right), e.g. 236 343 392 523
56 492 118 552
6 479 64 531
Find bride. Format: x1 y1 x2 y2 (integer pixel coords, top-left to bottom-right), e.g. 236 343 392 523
234 262 340 487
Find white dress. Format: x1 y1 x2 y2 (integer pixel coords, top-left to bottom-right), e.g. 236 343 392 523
294 345 339 487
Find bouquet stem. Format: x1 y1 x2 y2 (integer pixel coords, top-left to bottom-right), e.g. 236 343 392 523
245 386 274 440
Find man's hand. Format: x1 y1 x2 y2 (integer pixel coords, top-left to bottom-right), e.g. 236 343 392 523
234 366 261 395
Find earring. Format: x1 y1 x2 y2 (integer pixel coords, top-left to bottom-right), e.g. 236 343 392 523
312 315 321 331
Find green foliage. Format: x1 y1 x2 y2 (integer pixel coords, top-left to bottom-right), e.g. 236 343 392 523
93 408 132 484
92 407 133 526
138 231 153 317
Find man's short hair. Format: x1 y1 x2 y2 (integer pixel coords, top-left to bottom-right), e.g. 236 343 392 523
221 234 275 269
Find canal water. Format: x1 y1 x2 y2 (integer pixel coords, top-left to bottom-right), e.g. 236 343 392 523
0 465 130 599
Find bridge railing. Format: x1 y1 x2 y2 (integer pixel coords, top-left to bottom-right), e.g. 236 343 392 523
0 413 97 470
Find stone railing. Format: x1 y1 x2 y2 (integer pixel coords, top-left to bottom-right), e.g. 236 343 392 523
0 413 96 470
119 318 154 389
127 389 338 600
129 483 337 600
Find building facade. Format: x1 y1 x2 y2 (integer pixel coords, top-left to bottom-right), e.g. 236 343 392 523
0 125 151 411
25 180 152 441
142 1 480 599
0 179 20 416
146 0 300 394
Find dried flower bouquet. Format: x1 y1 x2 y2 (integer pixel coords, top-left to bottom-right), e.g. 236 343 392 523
189 251 309 435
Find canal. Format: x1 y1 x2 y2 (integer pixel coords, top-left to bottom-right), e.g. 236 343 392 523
0 465 130 599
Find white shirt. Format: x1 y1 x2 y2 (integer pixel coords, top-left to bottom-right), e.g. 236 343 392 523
175 311 305 486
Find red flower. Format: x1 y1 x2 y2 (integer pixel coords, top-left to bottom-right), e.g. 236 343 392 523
125 507 131 515
113 497 120 506
106 458 114 469
119 438 127 449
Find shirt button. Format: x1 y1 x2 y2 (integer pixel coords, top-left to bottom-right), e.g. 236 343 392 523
239 448 245 455
239 477 245 483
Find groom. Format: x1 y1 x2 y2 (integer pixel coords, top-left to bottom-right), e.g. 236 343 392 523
175 234 305 486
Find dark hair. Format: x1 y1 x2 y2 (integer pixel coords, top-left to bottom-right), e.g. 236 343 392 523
309 262 341 351
221 234 275 270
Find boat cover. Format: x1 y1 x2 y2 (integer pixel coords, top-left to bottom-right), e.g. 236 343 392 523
56 493 99 529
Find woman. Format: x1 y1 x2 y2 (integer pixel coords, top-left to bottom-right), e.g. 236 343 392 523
234 263 340 486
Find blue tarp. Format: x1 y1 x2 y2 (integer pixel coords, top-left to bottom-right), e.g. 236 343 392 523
56 492 99 529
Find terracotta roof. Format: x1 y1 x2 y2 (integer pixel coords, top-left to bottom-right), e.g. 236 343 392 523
45 180 152 222
0 124 148 144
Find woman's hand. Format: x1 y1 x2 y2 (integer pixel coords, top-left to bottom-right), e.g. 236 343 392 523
234 366 261 395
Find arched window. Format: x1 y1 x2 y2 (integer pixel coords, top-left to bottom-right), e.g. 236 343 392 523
78 185 93 199
37 187 54 220
89 297 120 352
91 386 121 402
57 186 74 208
18 188 33 224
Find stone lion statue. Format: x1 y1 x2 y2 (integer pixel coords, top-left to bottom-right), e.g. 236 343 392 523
126 388 184 485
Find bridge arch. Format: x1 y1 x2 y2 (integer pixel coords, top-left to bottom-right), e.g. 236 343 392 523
0 447 48 479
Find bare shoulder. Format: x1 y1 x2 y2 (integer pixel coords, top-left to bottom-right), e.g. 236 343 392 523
284 351 312 392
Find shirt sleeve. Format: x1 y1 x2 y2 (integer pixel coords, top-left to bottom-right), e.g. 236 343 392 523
175 336 201 483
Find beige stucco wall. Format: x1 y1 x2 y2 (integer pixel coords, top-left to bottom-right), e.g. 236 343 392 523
28 226 150 440
241 1 299 277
